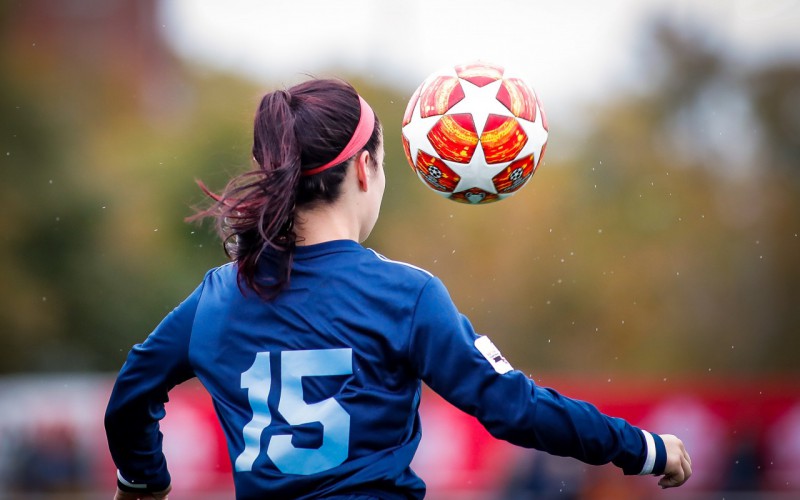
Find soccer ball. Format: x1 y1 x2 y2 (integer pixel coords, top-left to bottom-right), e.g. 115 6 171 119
401 61 548 204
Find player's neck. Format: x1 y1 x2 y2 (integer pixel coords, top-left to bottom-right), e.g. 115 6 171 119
294 205 360 246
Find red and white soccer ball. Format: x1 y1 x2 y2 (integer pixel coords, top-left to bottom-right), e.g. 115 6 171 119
401 61 548 204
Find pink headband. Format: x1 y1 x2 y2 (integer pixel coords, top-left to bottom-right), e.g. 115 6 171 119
302 95 375 176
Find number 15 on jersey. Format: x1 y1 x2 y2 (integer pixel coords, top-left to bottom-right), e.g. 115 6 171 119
234 348 353 475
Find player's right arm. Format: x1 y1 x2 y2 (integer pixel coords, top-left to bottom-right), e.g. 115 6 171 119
105 277 206 495
407 277 690 487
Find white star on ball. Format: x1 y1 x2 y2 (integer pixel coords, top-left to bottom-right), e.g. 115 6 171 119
445 79 514 136
443 142 511 194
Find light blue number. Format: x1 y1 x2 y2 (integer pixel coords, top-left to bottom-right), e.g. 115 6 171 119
234 352 272 472
234 348 353 475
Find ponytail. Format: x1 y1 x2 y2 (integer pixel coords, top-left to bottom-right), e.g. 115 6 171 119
190 79 381 300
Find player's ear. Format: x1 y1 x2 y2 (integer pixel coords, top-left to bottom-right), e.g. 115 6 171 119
355 150 371 192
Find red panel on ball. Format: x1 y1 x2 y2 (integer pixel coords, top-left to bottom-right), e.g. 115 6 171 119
419 76 465 118
536 141 548 169
455 62 504 87
416 150 461 192
428 114 479 163
496 78 538 121
401 135 415 172
493 154 536 194
481 114 528 164
402 86 421 126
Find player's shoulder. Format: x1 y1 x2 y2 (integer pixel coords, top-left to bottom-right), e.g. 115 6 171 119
195 261 238 294
360 249 448 311
205 261 237 280
365 249 434 281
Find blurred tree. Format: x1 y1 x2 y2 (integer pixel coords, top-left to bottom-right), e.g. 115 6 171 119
0 0 249 371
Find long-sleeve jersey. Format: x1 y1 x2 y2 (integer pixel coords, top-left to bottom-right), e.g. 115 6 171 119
105 239 666 499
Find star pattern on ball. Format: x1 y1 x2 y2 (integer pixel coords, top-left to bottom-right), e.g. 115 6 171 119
446 79 513 136
443 142 510 195
401 97 441 167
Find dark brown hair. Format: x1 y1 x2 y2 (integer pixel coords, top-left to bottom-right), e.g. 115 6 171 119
190 79 382 299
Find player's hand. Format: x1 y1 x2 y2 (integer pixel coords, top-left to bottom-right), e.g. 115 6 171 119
658 434 692 488
114 485 171 500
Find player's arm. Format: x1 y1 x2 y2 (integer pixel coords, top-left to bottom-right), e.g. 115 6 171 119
408 277 690 485
104 277 205 495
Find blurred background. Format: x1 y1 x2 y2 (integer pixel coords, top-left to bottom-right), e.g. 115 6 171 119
0 0 799 498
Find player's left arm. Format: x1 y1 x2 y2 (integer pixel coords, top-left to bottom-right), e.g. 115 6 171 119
105 277 205 495
407 277 684 482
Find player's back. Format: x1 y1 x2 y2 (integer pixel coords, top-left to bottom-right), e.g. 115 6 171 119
188 239 433 499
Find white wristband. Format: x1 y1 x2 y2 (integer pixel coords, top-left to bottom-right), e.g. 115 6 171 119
639 430 657 475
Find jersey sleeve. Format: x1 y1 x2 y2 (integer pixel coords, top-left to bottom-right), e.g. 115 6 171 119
407 277 667 476
104 276 206 492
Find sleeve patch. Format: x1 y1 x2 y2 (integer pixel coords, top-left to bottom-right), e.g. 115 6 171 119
474 336 513 374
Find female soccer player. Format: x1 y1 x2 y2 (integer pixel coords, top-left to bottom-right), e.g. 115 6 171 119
105 78 691 499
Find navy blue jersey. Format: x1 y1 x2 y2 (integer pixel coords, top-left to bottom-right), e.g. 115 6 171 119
105 240 666 499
